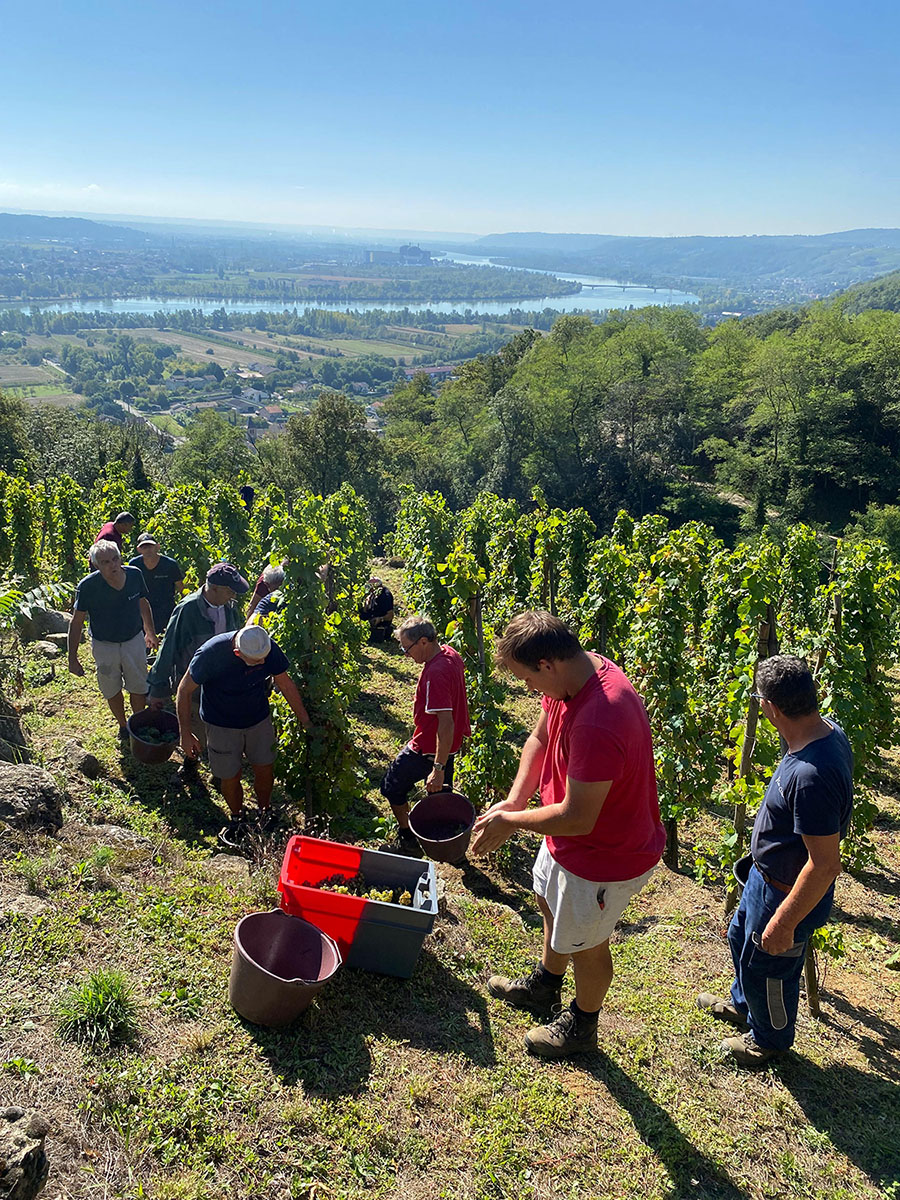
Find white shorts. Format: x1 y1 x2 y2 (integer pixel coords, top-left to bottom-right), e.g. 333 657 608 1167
91 632 148 700
532 840 657 955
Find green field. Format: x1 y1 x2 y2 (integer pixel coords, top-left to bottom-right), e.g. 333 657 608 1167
148 413 184 436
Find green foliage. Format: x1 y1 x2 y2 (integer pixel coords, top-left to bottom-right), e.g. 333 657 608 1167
400 493 899 879
268 485 373 819
57 967 140 1047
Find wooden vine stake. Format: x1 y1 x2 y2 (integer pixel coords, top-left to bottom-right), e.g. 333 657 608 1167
805 559 841 1021
725 618 771 917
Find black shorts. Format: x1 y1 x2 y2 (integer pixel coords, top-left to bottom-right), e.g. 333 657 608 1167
380 745 455 807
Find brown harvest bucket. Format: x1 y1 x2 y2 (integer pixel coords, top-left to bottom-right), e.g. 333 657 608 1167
229 908 342 1027
408 791 476 864
127 709 180 765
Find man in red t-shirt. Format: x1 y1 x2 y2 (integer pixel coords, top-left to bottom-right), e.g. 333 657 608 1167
472 611 665 1059
93 512 135 555
380 614 471 854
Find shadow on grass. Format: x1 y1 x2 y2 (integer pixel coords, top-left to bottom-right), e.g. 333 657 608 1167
778 1057 900 1190
119 758 227 846
352 692 410 741
819 990 900 1084
846 864 900 899
247 950 496 1097
830 903 900 943
580 1052 752 1199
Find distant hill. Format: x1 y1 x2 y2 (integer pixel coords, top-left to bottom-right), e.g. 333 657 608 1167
0 212 157 248
473 229 900 295
839 269 900 313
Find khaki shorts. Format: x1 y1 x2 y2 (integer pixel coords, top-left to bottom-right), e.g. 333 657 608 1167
91 632 148 700
206 716 276 780
532 840 657 955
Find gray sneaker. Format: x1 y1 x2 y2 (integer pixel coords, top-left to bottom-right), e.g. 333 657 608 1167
525 1003 598 1059
487 966 562 1017
721 1031 781 1068
697 993 749 1029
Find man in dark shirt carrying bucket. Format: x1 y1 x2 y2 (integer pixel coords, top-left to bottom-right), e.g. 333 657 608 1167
176 624 311 846
698 655 853 1067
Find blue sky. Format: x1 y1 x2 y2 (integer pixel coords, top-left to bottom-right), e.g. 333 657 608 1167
4 0 899 236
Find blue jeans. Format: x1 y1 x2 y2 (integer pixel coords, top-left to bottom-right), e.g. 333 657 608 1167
728 864 834 1051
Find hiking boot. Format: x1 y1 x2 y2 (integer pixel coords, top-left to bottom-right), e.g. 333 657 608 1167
697 993 749 1029
525 1002 598 1059
218 813 248 849
383 827 422 857
721 1031 782 1068
487 965 562 1017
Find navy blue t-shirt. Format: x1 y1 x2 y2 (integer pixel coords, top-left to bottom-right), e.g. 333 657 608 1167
188 631 290 729
129 554 183 632
74 566 148 643
751 723 853 885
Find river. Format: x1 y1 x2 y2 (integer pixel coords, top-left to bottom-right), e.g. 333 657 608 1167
5 256 698 318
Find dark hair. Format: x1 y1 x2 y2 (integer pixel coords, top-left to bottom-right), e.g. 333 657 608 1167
755 655 818 718
497 610 582 671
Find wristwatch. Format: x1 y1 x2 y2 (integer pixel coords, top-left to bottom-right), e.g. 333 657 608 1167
433 761 445 772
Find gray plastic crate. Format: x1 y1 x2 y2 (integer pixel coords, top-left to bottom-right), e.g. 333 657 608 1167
278 835 438 979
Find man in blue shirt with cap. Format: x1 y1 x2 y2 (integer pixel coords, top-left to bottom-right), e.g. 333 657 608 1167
176 623 311 844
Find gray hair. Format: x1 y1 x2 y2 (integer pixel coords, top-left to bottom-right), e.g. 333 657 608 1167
396 614 436 644
90 539 121 567
262 564 286 589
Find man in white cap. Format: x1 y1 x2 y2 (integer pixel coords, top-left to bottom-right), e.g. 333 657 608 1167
176 624 311 844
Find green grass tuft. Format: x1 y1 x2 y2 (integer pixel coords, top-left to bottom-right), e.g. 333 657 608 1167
57 967 140 1047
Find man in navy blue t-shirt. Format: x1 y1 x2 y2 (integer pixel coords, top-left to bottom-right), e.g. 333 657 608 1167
698 655 853 1067
68 539 159 740
175 624 311 844
130 532 184 634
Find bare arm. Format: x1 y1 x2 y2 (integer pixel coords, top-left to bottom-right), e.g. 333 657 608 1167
472 774 612 855
273 672 311 729
761 832 842 954
425 711 454 793
470 711 550 855
175 671 201 758
139 597 158 649
67 610 87 675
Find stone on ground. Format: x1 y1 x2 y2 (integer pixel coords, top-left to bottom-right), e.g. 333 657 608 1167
0 1106 50 1200
16 607 70 644
0 765 64 832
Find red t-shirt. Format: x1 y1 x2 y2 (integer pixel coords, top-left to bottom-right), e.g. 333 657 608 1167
94 521 123 551
410 645 471 756
541 656 665 882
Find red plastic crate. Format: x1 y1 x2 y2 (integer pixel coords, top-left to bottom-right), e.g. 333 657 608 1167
277 835 437 978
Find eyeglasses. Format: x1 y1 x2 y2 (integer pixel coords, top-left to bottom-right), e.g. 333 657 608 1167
750 691 767 702
400 641 415 656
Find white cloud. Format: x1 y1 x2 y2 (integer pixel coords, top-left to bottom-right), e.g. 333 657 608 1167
0 180 105 201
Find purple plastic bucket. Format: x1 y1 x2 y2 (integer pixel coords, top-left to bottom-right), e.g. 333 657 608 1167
408 791 476 863
229 908 341 1026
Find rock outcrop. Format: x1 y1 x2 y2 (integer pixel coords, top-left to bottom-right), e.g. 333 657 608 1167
0 1106 50 1200
16 608 70 645
0 765 64 832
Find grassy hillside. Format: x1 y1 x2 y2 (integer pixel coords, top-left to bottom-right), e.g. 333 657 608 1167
1 573 899 1199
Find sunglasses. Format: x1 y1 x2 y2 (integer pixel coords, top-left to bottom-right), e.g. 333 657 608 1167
750 691 767 702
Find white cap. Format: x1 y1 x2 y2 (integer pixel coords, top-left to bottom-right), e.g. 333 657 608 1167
236 625 271 660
